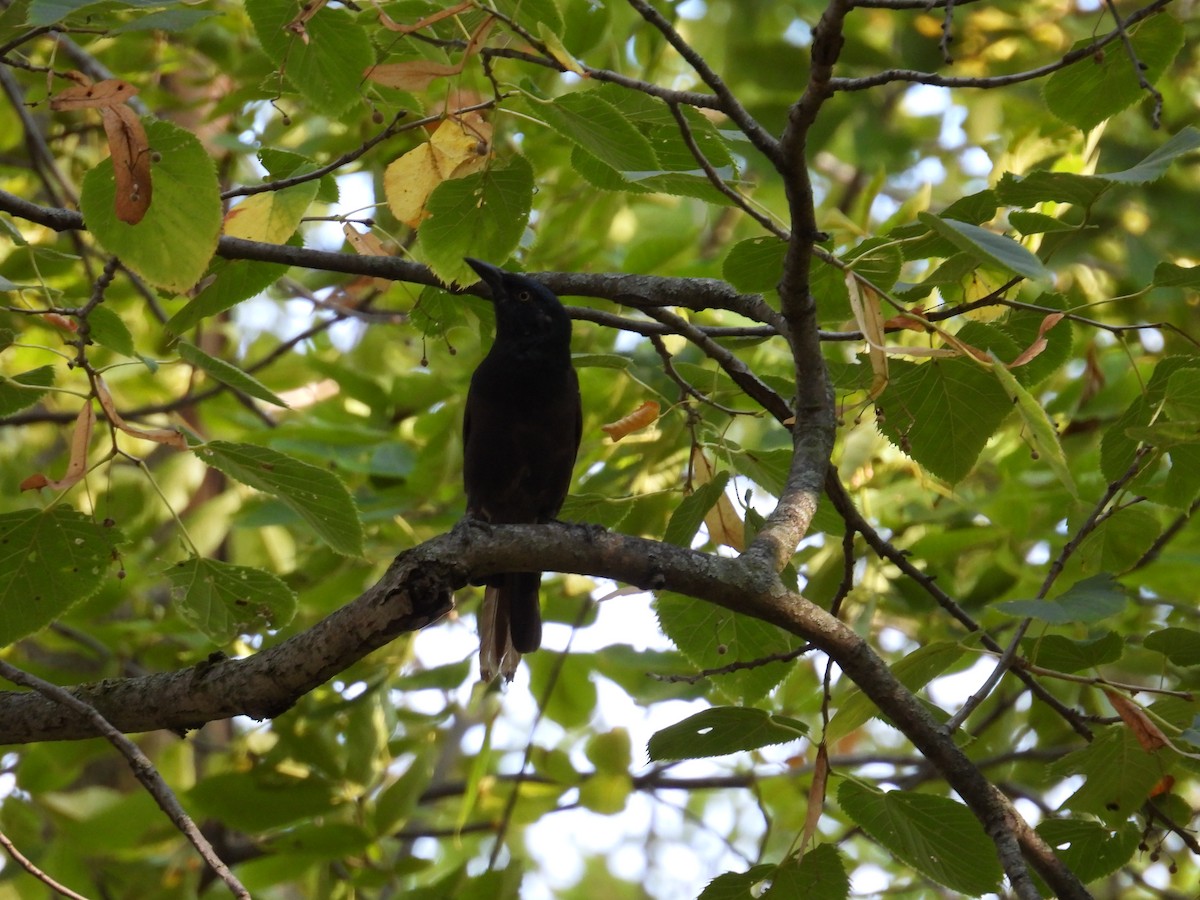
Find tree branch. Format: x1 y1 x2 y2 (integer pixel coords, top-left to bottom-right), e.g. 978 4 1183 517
0 518 1089 898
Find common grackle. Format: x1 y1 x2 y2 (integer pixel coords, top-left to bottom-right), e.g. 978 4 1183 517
462 258 582 681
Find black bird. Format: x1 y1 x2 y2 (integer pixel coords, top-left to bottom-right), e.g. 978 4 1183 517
462 257 582 681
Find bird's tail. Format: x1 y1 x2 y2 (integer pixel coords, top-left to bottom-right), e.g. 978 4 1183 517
479 572 542 682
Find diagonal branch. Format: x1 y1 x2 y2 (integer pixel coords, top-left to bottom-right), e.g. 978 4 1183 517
0 659 250 898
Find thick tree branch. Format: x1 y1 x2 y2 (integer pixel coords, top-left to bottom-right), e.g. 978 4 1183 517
0 519 1088 898
0 190 779 326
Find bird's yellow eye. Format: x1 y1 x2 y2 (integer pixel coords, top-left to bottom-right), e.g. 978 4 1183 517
517 290 532 302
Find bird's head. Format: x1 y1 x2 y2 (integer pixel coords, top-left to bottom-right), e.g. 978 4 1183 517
465 258 572 351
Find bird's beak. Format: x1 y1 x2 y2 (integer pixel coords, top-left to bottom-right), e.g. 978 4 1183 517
465 257 506 299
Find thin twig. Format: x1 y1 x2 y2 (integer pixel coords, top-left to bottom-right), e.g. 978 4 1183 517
625 0 782 164
648 333 750 416
832 0 1172 92
1102 0 1164 127
666 101 789 240
943 448 1153 734
0 828 91 900
0 660 250 899
823 472 1094 740
653 644 813 683
486 594 596 869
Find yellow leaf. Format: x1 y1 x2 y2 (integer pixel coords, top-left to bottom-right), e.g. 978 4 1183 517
537 23 587 76
692 447 745 551
601 400 659 441
384 116 491 228
223 184 316 244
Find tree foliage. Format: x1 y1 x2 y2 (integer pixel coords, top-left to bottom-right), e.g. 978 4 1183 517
1 0 1199 897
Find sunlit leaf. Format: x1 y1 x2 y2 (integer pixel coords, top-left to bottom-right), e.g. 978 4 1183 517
0 507 118 647
166 556 297 643
838 781 1003 895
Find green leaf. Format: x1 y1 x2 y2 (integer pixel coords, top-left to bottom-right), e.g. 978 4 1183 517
188 771 336 832
994 170 1109 209
84 305 135 357
177 341 288 408
247 0 373 117
698 865 775 900
533 91 659 173
1144 627 1200 667
166 556 297 643
990 352 1077 497
1076 505 1160 573
373 750 435 835
418 156 534 287
110 7 220 33
494 0 562 34
1007 211 1081 235
647 706 807 761
80 118 221 293
837 781 1003 895
167 256 290 334
763 845 848 900
664 472 730 547
655 591 801 705
827 642 964 742
196 441 364 556
1044 14 1184 132
1101 356 1200 481
723 237 785 293
1097 125 1200 183
1033 820 1139 887
1153 261 1200 288
1163 368 1200 421
0 507 118 647
995 295 1074 388
1022 631 1123 673
0 365 55 416
917 212 1052 284
875 356 1011 484
572 353 631 369
1056 725 1166 824
26 0 162 25
996 573 1129 624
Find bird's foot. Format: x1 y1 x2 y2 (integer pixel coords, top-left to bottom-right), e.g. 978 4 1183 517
453 513 493 536
570 520 608 543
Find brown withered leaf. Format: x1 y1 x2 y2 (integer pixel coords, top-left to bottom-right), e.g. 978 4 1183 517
1009 313 1065 368
365 60 464 93
20 402 95 492
364 14 494 91
342 224 393 291
800 743 829 854
373 0 470 33
95 376 186 449
100 104 152 224
1104 689 1168 752
601 400 660 442
691 446 745 552
49 78 139 111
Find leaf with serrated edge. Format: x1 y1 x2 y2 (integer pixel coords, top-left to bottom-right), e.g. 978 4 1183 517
197 440 364 556
166 556 297 643
0 507 118 646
